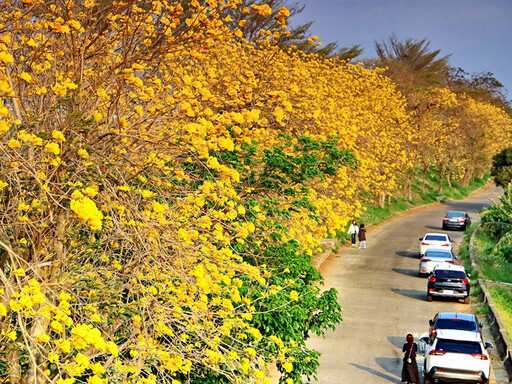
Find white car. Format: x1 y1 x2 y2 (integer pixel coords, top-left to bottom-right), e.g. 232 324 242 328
419 232 453 257
421 329 492 384
419 248 456 276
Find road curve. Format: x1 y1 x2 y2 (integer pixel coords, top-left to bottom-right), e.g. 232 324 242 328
307 185 506 384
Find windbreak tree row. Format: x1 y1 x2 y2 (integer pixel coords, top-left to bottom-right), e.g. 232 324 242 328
0 1 509 384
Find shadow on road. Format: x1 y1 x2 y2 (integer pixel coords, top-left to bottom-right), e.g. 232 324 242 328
376 357 403 380
395 251 419 259
391 288 426 301
392 268 418 277
387 336 404 349
446 200 494 212
349 362 398 383
424 225 442 230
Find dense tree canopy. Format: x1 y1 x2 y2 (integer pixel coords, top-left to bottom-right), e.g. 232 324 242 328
0 1 510 384
491 147 512 188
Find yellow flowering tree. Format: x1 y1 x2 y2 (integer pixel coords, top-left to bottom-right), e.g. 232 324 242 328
0 1 509 384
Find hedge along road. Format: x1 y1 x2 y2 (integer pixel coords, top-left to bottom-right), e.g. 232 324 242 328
306 185 508 384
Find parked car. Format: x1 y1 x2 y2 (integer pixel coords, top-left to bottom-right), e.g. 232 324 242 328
427 264 470 303
421 329 492 384
442 211 472 230
419 233 453 257
428 312 483 341
419 249 456 277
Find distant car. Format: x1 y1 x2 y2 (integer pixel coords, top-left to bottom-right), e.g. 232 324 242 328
419 233 453 257
427 264 470 303
428 312 483 341
421 329 492 384
442 211 472 230
419 249 456 276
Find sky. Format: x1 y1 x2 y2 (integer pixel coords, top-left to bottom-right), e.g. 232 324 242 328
290 0 512 99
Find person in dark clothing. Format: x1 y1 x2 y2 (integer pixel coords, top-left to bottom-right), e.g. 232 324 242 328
401 333 420 384
357 223 366 249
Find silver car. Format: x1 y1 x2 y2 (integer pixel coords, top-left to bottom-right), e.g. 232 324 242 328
419 249 456 277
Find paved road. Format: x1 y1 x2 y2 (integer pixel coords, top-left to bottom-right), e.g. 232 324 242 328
307 185 508 384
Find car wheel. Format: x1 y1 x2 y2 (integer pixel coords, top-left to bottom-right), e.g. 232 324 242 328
427 294 433 302
464 296 470 304
442 224 446 230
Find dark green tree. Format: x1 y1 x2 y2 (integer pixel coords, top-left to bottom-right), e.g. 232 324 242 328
448 68 511 113
491 147 512 188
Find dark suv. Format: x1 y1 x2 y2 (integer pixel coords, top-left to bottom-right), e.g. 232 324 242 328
429 312 482 340
427 265 470 303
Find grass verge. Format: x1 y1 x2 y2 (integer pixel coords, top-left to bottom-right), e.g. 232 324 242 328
487 283 512 341
473 229 512 340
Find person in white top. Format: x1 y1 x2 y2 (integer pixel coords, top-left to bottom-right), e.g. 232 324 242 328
347 220 359 246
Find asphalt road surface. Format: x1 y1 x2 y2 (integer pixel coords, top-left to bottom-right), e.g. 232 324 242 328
307 185 508 384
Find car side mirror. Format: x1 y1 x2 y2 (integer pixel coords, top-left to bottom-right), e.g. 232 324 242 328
429 319 433 326
479 322 484 328
419 238 423 241
467 273 471 278
485 341 493 349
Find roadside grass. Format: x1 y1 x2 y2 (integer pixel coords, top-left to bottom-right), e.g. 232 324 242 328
487 283 512 340
473 228 512 340
474 231 512 284
474 302 490 315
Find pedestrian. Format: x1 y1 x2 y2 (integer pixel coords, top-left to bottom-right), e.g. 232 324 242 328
358 223 366 250
401 333 420 384
347 220 359 246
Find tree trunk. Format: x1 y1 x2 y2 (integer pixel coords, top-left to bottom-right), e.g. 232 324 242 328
438 164 446 194
446 172 452 188
24 212 68 384
460 165 474 187
422 167 428 194
379 194 385 208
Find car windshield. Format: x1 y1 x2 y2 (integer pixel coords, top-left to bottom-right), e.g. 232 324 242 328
435 270 466 279
436 339 481 354
435 319 477 332
446 212 464 218
425 251 452 259
424 235 448 241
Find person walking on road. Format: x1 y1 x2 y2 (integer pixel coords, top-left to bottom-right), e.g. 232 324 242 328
347 220 359 246
401 333 420 384
357 223 366 250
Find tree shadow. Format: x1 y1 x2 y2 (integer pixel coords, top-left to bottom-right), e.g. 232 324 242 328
395 251 419 259
393 268 419 277
391 288 426 301
349 362 399 383
445 200 493 213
